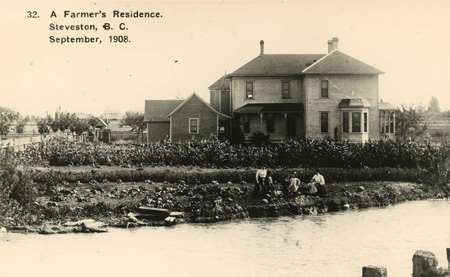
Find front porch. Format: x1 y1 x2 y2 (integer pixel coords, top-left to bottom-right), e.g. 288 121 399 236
233 103 304 142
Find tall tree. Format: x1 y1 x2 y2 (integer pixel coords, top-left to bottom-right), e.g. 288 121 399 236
428 96 440 113
121 112 145 132
0 107 19 136
396 105 427 141
37 117 50 134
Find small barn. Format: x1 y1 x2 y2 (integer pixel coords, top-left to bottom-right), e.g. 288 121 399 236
144 93 230 143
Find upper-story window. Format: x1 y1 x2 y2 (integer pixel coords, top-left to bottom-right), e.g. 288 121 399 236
246 81 254 100
321 80 329 98
281 80 290 99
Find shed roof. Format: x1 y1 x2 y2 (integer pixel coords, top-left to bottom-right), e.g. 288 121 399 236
144 100 183 122
379 101 398 110
208 75 231 90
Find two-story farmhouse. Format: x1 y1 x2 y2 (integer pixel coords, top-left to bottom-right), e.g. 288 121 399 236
210 38 397 143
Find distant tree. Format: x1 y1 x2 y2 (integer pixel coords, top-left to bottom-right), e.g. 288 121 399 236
37 117 50 134
396 105 427 141
0 107 19 136
15 116 29 134
121 112 145 132
428 96 441 113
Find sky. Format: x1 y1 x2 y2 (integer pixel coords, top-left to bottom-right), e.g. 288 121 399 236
1 0 450 116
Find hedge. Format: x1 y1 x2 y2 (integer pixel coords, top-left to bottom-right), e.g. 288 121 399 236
32 167 434 186
17 137 450 170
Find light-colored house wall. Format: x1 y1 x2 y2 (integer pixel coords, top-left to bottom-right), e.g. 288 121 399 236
303 74 379 140
231 77 303 110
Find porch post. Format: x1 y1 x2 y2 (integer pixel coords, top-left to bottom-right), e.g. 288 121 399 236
392 112 396 135
259 113 263 131
388 112 392 133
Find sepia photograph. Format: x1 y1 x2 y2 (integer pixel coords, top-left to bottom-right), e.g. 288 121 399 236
1 0 450 276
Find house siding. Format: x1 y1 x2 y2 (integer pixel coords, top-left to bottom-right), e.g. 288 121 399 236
303 74 379 140
147 122 170 142
231 77 303 110
210 89 231 115
171 95 218 141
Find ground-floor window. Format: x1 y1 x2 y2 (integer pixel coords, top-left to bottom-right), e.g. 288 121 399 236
320 112 329 133
266 115 275 133
343 112 349 133
352 112 361 132
189 118 199 134
363 112 368 132
380 110 396 134
342 110 369 133
242 116 250 133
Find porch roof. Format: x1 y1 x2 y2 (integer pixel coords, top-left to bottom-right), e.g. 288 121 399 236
338 98 371 109
234 103 304 114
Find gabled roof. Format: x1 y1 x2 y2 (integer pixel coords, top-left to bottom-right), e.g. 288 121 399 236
144 99 183 122
228 54 325 77
226 50 382 77
302 50 383 75
208 75 230 90
168 93 231 119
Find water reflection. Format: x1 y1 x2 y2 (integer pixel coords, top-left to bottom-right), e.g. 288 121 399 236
0 200 449 277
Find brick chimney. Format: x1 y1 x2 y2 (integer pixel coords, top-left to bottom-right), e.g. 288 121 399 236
260 40 264 55
328 37 339 53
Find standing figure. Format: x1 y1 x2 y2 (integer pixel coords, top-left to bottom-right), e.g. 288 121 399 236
255 166 267 197
311 169 326 196
288 171 301 196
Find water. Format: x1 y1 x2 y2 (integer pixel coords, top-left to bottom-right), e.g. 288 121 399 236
0 200 449 277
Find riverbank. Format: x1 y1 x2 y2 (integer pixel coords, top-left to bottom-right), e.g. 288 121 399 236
1 166 449 234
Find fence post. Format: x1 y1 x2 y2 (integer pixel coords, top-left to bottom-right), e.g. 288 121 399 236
362 265 387 277
412 250 439 277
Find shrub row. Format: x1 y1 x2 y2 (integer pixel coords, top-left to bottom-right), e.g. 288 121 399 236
32 167 433 186
17 137 450 170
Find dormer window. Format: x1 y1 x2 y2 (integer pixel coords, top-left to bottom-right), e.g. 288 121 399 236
246 81 254 100
321 80 329 98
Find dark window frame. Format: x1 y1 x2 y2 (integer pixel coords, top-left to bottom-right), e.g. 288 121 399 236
343 111 349 133
243 117 250 133
188 118 199 134
245 81 254 100
266 115 275 133
320 80 329 98
363 112 368 133
320 112 329 133
352 112 361 133
281 80 290 99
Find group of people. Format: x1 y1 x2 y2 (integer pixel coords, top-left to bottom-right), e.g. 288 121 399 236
255 166 327 198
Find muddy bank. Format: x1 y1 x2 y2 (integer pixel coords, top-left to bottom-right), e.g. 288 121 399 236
1 177 449 234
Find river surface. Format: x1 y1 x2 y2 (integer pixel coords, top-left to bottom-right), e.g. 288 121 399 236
1 200 449 277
